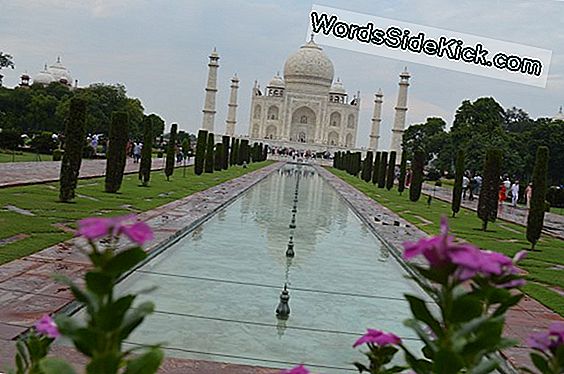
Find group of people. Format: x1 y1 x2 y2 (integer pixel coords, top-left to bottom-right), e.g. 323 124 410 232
498 177 534 210
461 173 483 201
126 141 144 163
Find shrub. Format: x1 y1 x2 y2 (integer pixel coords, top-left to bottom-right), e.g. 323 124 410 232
0 128 23 150
31 131 57 154
204 132 215 173
52 148 63 161
477 148 502 231
398 150 407 195
104 111 129 193
378 151 388 188
139 116 153 186
164 123 177 181
546 186 564 208
452 149 464 217
527 146 549 250
426 168 442 181
194 129 208 175
386 151 396 190
59 98 86 202
409 149 425 202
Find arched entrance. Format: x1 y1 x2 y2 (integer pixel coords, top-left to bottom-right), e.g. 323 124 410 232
265 125 277 139
290 106 316 143
328 131 339 146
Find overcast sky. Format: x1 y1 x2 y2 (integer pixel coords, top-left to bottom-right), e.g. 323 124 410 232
1 0 563 148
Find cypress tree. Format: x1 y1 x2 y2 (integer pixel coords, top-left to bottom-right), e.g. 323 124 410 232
262 143 268 161
409 149 425 202
386 151 397 190
356 152 362 177
214 143 223 171
527 146 549 250
164 123 178 181
104 111 129 193
333 152 338 168
194 129 208 175
138 116 153 186
204 132 215 173
398 150 407 195
345 151 352 175
241 139 250 164
452 150 465 217
59 97 86 202
372 152 381 184
361 151 374 182
378 151 388 188
222 135 230 170
233 139 240 165
477 148 502 231
229 137 237 166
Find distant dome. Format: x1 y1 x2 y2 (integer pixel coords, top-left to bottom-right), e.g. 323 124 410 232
283 38 334 88
33 65 55 85
554 106 564 121
267 73 285 88
47 57 72 85
330 78 346 94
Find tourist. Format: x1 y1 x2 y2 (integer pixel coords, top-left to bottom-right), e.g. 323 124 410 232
525 183 533 208
503 177 511 199
474 174 483 195
133 142 142 163
468 174 476 201
462 174 470 200
511 180 520 207
499 182 507 214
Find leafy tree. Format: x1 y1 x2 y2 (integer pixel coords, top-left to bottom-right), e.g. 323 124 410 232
372 152 381 185
361 151 374 182
204 132 215 173
378 152 388 188
0 128 23 149
104 112 129 193
138 116 153 186
398 150 407 195
222 135 230 169
402 117 447 164
59 98 86 202
214 143 224 171
477 148 502 231
452 150 465 217
409 149 425 202
527 146 549 250
164 123 177 181
0 52 14 70
30 131 57 154
386 151 396 190
194 129 208 175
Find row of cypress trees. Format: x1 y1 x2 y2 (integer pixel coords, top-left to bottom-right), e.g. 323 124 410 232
193 129 267 176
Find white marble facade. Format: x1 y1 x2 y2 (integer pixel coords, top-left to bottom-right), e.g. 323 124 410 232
249 37 360 149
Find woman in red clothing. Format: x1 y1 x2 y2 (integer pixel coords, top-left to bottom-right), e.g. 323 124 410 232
498 183 507 215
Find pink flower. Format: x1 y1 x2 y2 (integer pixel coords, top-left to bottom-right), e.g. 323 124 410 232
527 322 564 354
281 365 310 374
122 222 154 245
34 315 60 338
77 215 153 245
353 329 401 348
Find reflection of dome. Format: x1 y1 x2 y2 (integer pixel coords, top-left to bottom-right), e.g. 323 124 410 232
330 78 346 94
267 73 285 88
47 57 72 85
33 65 55 85
283 37 334 88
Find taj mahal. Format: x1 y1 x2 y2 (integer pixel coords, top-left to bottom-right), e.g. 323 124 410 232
199 36 411 156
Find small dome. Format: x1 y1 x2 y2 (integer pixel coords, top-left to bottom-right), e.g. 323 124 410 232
34 65 55 85
283 38 334 88
267 73 285 88
330 78 346 94
47 57 72 85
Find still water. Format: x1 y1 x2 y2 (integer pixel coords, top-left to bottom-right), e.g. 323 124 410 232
116 164 428 372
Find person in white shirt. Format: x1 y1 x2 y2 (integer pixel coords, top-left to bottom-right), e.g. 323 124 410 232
503 177 511 199
510 180 520 207
462 175 470 199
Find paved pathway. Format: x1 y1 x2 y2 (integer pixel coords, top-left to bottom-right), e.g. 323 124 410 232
423 183 564 240
317 167 563 372
0 157 192 188
0 162 283 373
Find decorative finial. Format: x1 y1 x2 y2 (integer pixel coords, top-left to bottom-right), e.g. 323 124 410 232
213 47 217 52
44 63 47 71
560 105 563 114
277 71 280 77
276 283 291 319
57 56 61 63
310 33 315 42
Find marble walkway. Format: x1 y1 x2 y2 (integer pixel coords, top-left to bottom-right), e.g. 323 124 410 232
0 157 192 188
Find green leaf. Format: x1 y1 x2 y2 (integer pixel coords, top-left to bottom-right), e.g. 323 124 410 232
39 358 77 374
530 352 550 373
404 319 438 351
85 271 113 295
16 340 29 368
469 358 499 374
451 295 483 323
98 295 136 331
105 247 147 277
405 295 442 337
119 301 155 340
433 349 463 374
86 354 121 374
54 316 95 357
124 348 164 374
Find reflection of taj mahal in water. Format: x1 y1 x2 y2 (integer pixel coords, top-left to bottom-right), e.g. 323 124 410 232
200 36 411 155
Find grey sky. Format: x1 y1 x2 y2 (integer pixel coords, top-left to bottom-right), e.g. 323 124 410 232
1 0 563 148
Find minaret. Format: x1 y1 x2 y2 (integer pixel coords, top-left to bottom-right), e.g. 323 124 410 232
201 48 220 131
390 67 410 159
225 74 239 136
369 89 383 151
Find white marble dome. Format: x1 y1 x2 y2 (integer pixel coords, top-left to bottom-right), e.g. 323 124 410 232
267 73 285 88
33 65 55 85
47 58 72 85
283 39 334 88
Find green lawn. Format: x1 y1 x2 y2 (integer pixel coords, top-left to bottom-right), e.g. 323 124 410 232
0 161 272 264
329 168 564 317
0 150 51 162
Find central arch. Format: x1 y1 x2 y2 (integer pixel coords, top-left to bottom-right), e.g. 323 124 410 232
327 131 339 146
290 106 316 143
